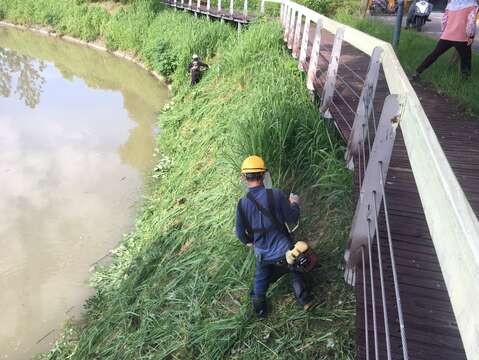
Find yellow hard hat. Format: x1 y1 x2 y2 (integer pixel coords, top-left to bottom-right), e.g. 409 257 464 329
241 155 266 174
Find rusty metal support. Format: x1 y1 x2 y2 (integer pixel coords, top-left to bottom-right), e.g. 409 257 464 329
320 27 344 114
306 20 322 91
292 12 302 58
298 16 310 70
346 46 383 168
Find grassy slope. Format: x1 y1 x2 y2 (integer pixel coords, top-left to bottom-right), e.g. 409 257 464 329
0 0 355 359
335 10 479 116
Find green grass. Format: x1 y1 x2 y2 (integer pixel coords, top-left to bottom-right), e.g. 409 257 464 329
1 0 355 358
335 11 479 116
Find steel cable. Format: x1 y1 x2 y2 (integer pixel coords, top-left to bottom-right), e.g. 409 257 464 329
379 161 409 360
372 190 392 360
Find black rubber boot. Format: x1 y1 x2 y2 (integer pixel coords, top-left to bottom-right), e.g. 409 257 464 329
252 297 267 319
291 274 314 309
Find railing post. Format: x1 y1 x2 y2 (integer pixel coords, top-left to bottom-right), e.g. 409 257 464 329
346 46 383 168
181 0 184 7
287 9 296 49
230 0 234 17
197 0 200 10
283 4 290 28
344 94 400 265
243 0 248 18
320 27 344 114
283 6 292 41
188 0 192 9
218 0 221 12
261 0 265 15
306 19 322 91
292 12 302 58
207 0 210 17
298 16 310 70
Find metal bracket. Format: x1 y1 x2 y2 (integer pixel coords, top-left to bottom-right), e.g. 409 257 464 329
320 27 344 114
287 10 296 49
283 7 292 42
292 12 302 58
345 46 383 166
298 16 310 71
344 94 400 265
306 20 322 91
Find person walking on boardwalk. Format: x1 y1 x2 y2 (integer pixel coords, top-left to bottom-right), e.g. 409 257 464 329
411 0 478 80
235 155 314 319
188 54 209 85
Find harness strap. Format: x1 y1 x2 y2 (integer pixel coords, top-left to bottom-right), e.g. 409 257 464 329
266 189 291 237
246 190 291 240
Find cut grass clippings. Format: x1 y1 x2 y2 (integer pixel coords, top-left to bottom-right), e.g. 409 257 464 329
1 0 355 359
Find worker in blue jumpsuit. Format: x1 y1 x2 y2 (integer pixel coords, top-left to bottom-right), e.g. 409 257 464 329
235 155 314 319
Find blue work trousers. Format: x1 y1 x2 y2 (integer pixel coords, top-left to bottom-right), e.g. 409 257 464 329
251 260 310 305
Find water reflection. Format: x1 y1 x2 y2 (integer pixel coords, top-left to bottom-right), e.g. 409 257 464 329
0 48 46 108
0 26 169 359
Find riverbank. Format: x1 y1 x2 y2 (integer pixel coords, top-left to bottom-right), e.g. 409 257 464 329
0 1 355 359
0 20 170 87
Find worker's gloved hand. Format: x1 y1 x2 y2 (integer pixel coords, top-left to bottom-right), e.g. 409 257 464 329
289 193 300 205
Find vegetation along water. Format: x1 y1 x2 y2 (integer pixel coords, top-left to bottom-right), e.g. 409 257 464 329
0 0 356 358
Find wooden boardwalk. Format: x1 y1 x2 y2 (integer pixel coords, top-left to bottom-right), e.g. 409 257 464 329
300 27 476 359
163 0 256 24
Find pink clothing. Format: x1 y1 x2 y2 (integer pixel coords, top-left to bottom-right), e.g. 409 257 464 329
441 5 479 41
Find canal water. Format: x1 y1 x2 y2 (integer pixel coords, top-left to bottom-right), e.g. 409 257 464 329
0 26 169 358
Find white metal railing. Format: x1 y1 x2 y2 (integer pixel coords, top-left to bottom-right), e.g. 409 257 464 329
266 1 479 359
164 0 267 23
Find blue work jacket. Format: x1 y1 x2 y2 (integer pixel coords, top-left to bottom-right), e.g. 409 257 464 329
235 185 300 261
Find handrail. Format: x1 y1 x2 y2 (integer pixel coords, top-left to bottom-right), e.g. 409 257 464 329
264 1 479 358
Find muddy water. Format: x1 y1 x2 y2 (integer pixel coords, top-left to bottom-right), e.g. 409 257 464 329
0 27 169 359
